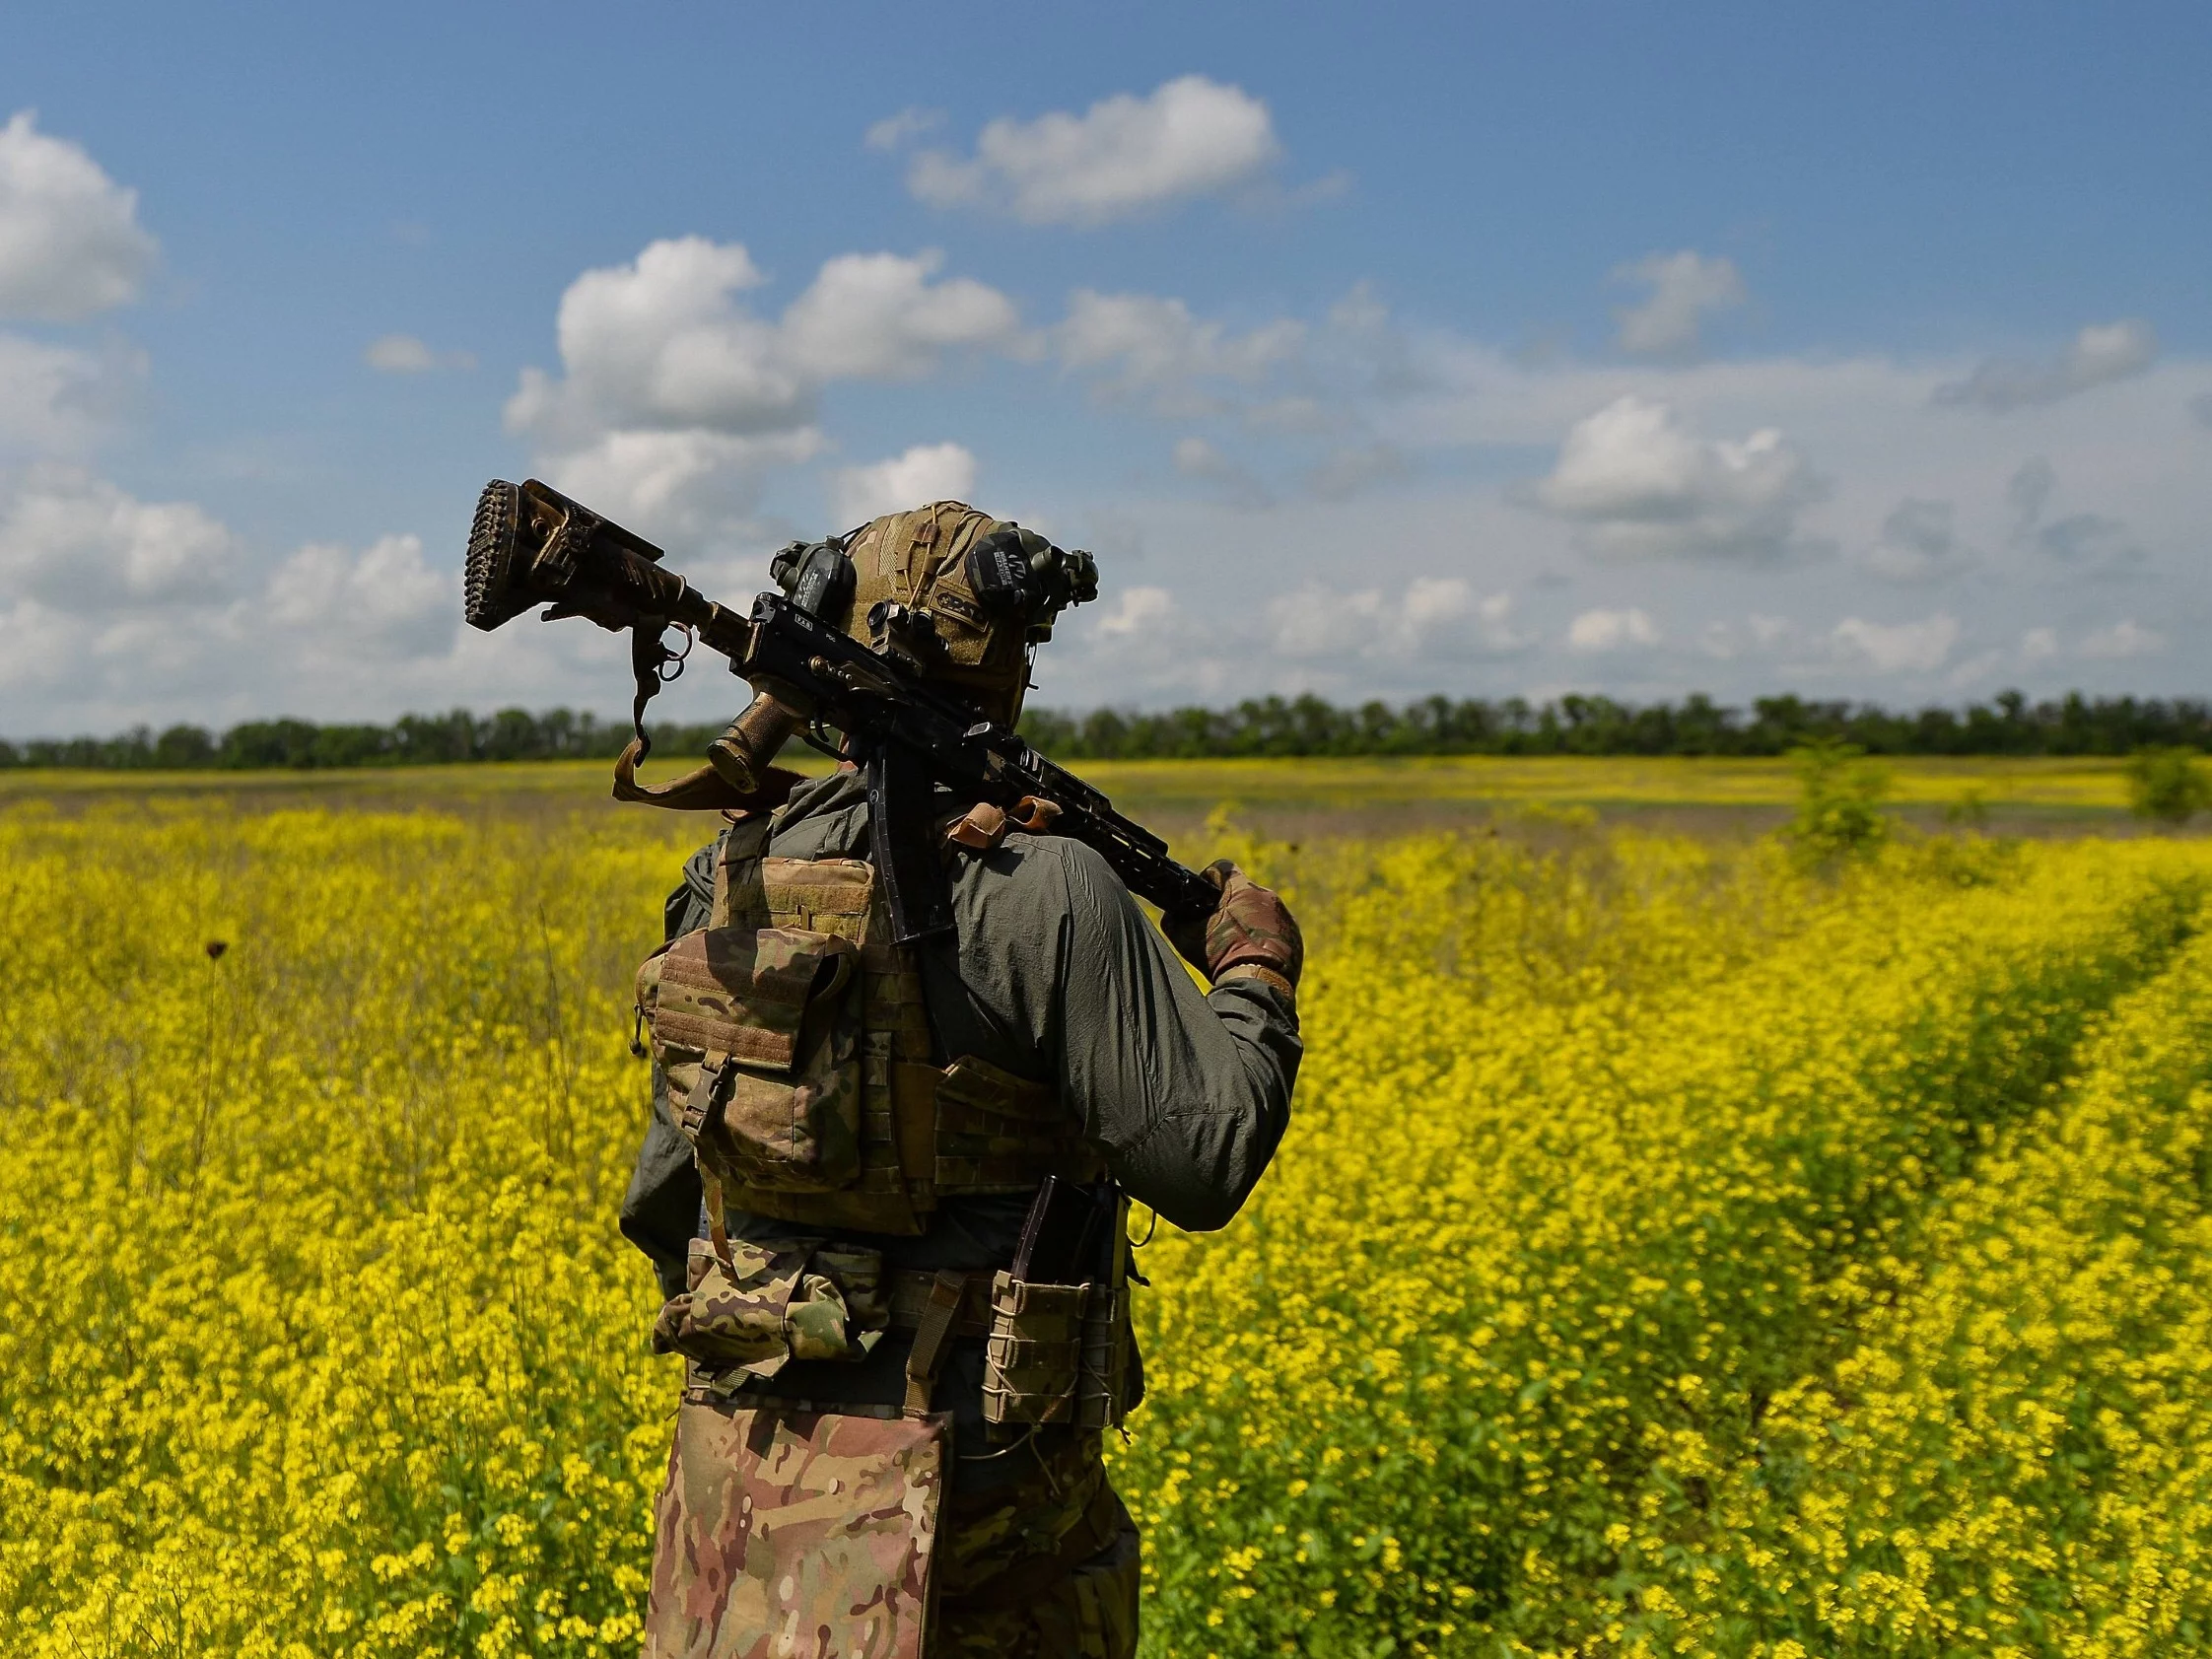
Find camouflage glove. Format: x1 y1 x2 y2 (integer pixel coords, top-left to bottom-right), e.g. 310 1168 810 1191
1165 861 1303 995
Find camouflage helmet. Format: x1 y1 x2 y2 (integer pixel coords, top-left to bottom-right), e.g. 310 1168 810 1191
780 501 1096 727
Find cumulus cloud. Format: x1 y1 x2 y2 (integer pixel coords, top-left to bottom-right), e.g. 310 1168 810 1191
1057 289 1305 416
542 427 826 547
1062 583 1235 702
0 110 158 320
781 250 1023 380
508 238 798 442
0 462 234 607
1832 613 1960 674
1091 585 1177 642
507 237 1019 542
1862 498 1971 585
1566 607 1660 651
364 333 474 374
1530 395 1828 562
2078 619 2164 659
265 533 454 657
0 332 141 452
829 442 978 527
1269 577 1519 661
1935 319 2158 411
1612 250 1745 358
902 76 1280 227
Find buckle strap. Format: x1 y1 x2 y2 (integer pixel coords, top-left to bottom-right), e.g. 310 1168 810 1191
885 1269 993 1339
902 1270 968 1415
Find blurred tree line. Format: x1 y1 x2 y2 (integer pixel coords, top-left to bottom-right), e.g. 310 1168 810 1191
5 690 2210 770
1019 690 2212 759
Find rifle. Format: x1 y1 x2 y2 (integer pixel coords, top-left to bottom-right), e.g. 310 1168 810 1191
462 478 1219 943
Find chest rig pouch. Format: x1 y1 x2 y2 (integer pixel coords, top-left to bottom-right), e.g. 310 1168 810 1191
636 813 1106 1246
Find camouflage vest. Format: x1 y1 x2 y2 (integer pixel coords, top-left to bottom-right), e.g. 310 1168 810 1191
635 814 1104 1240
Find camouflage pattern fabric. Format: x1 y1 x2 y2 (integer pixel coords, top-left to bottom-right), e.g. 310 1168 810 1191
1164 860 1304 989
637 922 866 1193
654 1237 889 1381
644 1402 946 1659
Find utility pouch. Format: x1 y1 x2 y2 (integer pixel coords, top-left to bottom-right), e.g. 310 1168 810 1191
981 1273 1131 1431
636 924 863 1192
982 1274 1088 1428
653 1235 888 1382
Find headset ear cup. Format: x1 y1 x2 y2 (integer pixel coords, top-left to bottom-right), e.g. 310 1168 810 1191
965 530 1036 614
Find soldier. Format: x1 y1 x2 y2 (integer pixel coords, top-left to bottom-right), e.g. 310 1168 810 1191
620 501 1302 1658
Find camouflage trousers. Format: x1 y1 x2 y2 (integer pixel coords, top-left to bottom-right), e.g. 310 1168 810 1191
933 1430 1138 1658
644 1398 1136 1659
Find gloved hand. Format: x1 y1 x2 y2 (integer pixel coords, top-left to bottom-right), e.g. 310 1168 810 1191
1164 860 1303 994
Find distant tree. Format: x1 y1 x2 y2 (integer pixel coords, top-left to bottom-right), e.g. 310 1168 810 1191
2126 746 2212 826
1786 739 1892 864
154 725 217 768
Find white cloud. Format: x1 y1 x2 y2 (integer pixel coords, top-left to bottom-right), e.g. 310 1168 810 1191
0 594 77 690
1935 319 2158 411
543 427 825 549
1832 613 1959 674
780 250 1021 380
2078 619 2164 659
509 237 800 441
265 533 454 657
2020 626 2059 662
1269 577 1519 660
1531 394 1827 562
1092 585 1176 640
365 333 475 374
1058 289 1305 416
905 76 1280 227
0 110 158 321
864 107 940 153
1567 607 1660 651
829 442 977 527
1862 497 1970 585
2193 391 2212 430
0 462 234 607
0 332 140 451
1612 251 1745 358
507 237 1020 544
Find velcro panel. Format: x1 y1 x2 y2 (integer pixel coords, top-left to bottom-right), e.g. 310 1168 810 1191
652 927 851 1071
764 857 876 942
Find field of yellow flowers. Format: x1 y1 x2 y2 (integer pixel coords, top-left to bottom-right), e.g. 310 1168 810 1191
4 788 2211 1657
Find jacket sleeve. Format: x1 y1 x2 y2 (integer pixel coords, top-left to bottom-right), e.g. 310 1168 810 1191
616 839 719 1301
1047 841 1301 1233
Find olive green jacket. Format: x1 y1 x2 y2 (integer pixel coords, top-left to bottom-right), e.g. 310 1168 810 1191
619 769 1300 1471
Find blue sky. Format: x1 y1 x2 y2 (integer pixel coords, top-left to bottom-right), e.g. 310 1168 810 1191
2 0 2208 733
